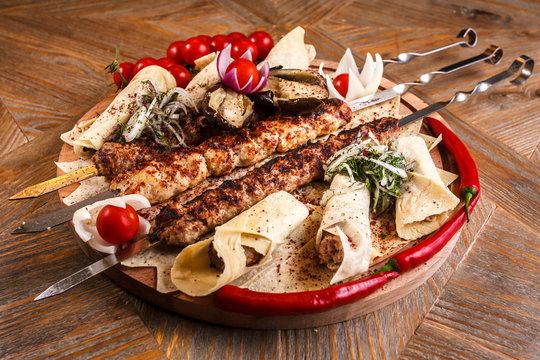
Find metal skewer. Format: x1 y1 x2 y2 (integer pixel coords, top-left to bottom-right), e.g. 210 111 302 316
349 45 503 111
399 55 534 127
384 28 477 65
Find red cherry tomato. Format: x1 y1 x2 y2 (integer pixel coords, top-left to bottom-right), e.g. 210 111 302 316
197 34 211 46
248 31 274 60
168 65 191 88
332 73 349 98
230 38 258 60
167 40 186 64
228 32 246 41
209 34 231 53
133 57 158 75
157 57 177 69
113 62 135 88
181 37 211 66
226 58 259 89
96 204 140 245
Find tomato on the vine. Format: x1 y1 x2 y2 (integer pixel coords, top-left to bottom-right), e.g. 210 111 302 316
96 204 139 244
168 65 191 88
157 57 177 69
209 34 231 53
167 40 186 64
133 57 158 75
113 62 135 88
197 35 211 46
248 31 274 60
181 37 211 66
332 73 349 98
230 38 258 60
226 58 259 89
228 32 246 41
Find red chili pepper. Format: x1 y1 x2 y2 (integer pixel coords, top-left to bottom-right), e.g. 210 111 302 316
214 271 399 316
429 117 480 222
380 117 481 273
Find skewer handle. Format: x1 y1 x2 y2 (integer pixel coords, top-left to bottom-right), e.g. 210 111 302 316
384 28 477 65
398 55 534 128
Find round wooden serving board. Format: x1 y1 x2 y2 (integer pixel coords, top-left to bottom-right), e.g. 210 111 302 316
58 61 461 329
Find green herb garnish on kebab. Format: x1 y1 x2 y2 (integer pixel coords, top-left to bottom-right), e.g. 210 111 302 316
324 133 411 213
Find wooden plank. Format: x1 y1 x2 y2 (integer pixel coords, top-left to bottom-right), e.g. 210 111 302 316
0 116 164 360
0 99 28 156
401 207 540 359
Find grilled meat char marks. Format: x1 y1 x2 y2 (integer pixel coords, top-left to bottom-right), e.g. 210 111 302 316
93 113 216 179
93 138 166 179
112 148 210 204
152 127 360 247
150 117 399 247
110 99 351 204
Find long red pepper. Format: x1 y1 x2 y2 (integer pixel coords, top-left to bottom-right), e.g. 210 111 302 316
382 117 481 273
214 271 399 316
213 117 480 315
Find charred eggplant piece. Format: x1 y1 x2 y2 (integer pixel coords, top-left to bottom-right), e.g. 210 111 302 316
268 68 326 86
250 69 328 114
202 85 256 130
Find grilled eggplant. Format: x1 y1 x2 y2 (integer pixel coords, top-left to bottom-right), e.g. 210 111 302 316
202 85 256 130
250 69 328 114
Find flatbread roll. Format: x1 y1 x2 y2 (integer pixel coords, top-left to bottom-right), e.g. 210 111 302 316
395 136 460 240
316 175 372 284
61 65 176 153
263 26 313 70
170 191 309 296
185 55 220 108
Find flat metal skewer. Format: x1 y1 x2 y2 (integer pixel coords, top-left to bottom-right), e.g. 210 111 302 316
398 55 534 127
383 28 477 65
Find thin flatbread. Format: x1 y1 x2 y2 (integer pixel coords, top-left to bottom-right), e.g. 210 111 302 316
395 136 460 240
170 191 309 296
62 65 176 152
316 175 372 284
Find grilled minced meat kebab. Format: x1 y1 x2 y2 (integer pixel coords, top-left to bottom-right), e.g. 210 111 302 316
148 117 400 247
110 98 352 204
92 113 217 178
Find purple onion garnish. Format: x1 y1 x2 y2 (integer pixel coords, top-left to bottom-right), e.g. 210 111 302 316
217 44 269 94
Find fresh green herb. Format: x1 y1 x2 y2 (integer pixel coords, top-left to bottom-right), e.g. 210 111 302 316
198 83 207 88
325 136 410 213
113 122 127 144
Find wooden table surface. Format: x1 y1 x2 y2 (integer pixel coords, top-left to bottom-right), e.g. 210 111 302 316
1 1 539 359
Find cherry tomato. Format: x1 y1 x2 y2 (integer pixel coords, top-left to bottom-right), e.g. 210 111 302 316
230 38 258 60
133 57 158 75
197 34 211 46
113 62 135 88
167 40 186 64
226 58 259 89
248 31 274 60
209 34 231 53
332 73 349 98
157 57 177 69
168 65 191 88
181 37 211 66
228 32 246 41
96 204 139 245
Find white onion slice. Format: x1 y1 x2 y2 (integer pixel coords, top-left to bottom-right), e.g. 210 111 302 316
72 194 151 254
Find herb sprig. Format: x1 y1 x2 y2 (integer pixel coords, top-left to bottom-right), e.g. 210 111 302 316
325 135 411 214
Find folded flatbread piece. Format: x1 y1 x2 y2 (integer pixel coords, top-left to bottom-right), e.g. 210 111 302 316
170 191 309 296
395 136 460 240
61 65 176 155
316 175 372 284
263 26 314 70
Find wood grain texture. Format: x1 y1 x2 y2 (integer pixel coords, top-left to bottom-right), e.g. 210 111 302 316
0 0 538 358
401 207 540 360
